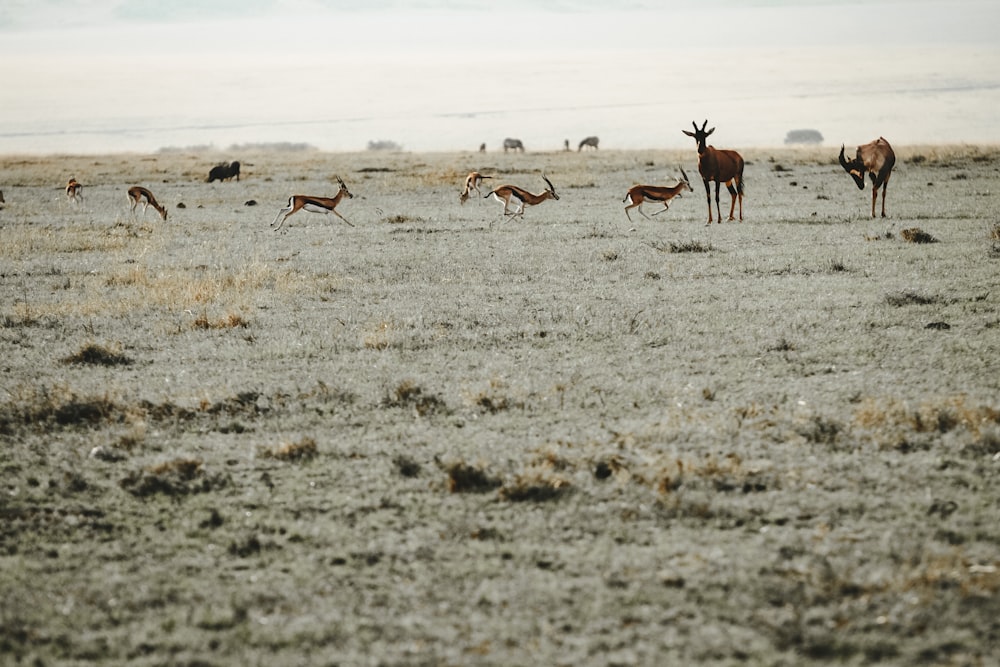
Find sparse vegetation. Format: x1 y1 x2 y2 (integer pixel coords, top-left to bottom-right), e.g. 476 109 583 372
1 147 997 666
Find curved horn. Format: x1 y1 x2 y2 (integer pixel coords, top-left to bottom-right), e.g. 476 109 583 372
542 173 555 193
679 166 690 183
838 145 850 169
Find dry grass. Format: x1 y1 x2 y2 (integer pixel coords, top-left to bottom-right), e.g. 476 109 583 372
901 227 938 243
258 437 318 462
60 342 133 366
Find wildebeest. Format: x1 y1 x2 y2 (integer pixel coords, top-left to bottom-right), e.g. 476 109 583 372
578 136 599 151
206 161 241 183
503 138 524 153
838 137 895 218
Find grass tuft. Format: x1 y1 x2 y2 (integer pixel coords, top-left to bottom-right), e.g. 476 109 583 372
61 342 133 366
444 461 502 494
258 437 318 462
901 227 938 244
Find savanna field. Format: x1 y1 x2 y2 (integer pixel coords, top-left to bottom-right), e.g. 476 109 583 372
1 145 999 666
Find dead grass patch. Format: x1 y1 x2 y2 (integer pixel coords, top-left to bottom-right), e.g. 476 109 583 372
192 311 250 330
853 395 1000 446
120 457 228 497
885 290 940 307
258 437 318 462
382 379 448 416
500 472 571 502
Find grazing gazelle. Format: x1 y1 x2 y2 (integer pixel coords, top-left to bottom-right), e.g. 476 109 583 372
271 176 354 231
460 171 492 205
683 120 745 225
622 168 693 222
484 174 559 220
66 178 83 204
127 186 168 221
839 137 895 218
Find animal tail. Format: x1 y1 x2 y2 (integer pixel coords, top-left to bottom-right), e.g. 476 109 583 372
483 190 495 199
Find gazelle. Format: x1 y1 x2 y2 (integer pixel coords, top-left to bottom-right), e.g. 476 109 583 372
66 178 83 204
839 137 895 218
127 186 167 221
622 168 693 222
271 176 354 231
682 120 745 225
484 174 559 220
460 171 492 205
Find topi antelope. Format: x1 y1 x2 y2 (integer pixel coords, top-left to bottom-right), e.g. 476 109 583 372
622 168 693 222
66 178 83 204
838 137 895 218
484 174 559 221
271 176 354 231
460 171 492 205
683 120 745 225
127 186 167 221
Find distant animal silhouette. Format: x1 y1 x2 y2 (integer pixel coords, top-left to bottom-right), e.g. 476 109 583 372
838 137 895 218
66 178 83 204
578 136 599 151
503 138 524 153
207 161 241 183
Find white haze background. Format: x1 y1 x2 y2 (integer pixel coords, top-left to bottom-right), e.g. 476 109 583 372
1 0 998 154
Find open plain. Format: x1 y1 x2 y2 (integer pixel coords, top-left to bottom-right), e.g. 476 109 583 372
1 145 999 665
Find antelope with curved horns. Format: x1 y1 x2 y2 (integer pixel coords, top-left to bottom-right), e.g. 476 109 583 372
484 174 559 221
622 168 693 222
127 186 167 221
66 178 83 204
682 120 745 225
838 137 895 218
271 176 354 231
460 171 492 205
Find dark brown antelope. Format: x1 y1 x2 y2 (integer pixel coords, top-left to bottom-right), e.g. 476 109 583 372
271 176 354 231
578 136 599 151
127 186 167 221
682 120 745 225
838 137 895 218
622 168 693 222
66 178 83 204
484 174 559 220
460 171 492 205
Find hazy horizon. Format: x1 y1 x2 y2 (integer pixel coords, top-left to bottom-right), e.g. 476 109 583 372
2 1 998 154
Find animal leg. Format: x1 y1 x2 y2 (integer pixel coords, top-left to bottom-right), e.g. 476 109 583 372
271 205 295 230
333 210 355 227
727 182 738 221
702 179 713 225
651 203 670 217
714 181 723 224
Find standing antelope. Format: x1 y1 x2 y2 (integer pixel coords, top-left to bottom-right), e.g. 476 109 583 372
682 120 745 225
127 186 167 221
578 136 599 151
622 168 693 222
271 176 354 231
484 174 559 220
66 178 83 204
460 171 492 205
838 137 895 218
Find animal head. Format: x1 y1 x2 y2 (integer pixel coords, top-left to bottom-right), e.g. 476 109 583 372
682 120 715 151
542 174 559 200
838 145 867 190
679 166 694 192
335 176 354 199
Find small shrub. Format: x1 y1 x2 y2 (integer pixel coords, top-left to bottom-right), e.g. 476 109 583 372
669 241 713 253
500 473 571 502
445 461 502 494
61 342 133 366
901 227 938 244
383 379 447 416
885 290 939 307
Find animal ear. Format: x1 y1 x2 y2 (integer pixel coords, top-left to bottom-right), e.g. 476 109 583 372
706 127 715 137
682 130 695 137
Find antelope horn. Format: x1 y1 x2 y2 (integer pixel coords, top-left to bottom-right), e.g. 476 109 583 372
542 173 555 192
679 166 690 183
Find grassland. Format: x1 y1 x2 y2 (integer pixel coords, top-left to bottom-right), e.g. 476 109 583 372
1 145 999 666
